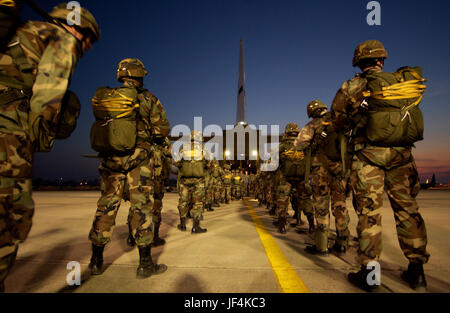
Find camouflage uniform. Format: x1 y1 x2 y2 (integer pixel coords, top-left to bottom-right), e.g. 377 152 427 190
175 133 209 233
222 165 232 203
231 170 242 200
89 82 170 248
126 137 172 247
333 40 429 290
210 161 223 207
0 4 99 288
332 71 429 266
276 124 314 233
294 101 332 253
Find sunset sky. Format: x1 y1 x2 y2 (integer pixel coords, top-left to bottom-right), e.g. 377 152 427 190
23 0 450 183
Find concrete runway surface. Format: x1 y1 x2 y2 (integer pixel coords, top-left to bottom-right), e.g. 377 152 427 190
4 190 450 293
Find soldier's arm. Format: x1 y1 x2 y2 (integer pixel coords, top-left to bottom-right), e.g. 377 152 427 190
147 92 170 141
28 30 79 151
331 77 368 132
293 123 315 151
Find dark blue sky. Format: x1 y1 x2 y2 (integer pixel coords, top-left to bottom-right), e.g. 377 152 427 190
25 0 450 182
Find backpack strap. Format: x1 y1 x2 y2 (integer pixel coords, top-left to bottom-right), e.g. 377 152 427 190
0 37 34 94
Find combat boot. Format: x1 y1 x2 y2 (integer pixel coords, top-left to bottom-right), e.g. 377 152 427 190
348 265 379 292
213 201 220 207
401 262 427 290
278 216 287 234
136 245 167 279
152 223 166 247
305 245 328 256
177 217 187 231
89 244 104 275
191 218 207 234
332 238 348 254
126 223 136 247
207 204 214 212
269 206 276 216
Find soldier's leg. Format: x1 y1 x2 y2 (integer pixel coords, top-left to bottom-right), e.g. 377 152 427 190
0 177 33 290
0 133 34 290
191 179 207 233
152 178 165 246
177 180 189 231
307 165 330 254
385 160 429 289
275 177 290 234
226 185 231 203
350 155 384 265
89 167 125 247
296 180 315 233
330 175 350 252
128 161 167 278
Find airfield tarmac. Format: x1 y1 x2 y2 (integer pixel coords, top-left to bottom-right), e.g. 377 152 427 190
4 190 450 293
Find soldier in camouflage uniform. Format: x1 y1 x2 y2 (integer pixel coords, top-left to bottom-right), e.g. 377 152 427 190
276 123 314 234
222 164 232 204
231 169 242 200
330 40 429 291
0 3 99 292
88 59 170 279
210 160 223 207
175 130 209 234
294 100 332 255
204 161 214 212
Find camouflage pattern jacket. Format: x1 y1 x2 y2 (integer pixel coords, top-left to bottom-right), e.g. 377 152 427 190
294 117 327 166
0 21 81 151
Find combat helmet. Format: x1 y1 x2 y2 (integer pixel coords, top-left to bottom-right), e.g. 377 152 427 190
117 58 148 82
307 100 327 118
352 40 388 67
49 3 100 42
190 130 203 142
285 123 300 135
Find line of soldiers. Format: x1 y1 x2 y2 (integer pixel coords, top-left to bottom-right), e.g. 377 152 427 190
174 133 253 234
0 1 430 293
250 40 430 292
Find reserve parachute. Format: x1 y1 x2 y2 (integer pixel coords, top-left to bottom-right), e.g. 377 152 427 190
364 66 426 146
90 86 139 154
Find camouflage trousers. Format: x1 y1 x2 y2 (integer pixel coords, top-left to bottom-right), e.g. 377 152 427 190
350 146 430 265
223 184 231 202
310 164 331 252
231 184 241 200
213 179 222 203
276 175 313 220
129 175 164 226
0 132 34 284
205 178 213 206
327 160 351 246
89 156 155 247
178 177 205 220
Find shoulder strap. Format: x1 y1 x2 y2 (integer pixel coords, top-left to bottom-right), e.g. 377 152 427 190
0 37 33 93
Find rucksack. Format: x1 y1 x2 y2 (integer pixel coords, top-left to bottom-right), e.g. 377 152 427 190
280 143 306 178
90 86 140 154
364 67 426 147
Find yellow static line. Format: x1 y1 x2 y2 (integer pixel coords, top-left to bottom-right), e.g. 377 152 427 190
245 200 310 293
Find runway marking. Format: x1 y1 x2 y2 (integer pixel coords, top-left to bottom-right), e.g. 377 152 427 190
244 200 310 293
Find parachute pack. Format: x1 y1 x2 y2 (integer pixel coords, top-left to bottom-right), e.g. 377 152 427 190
90 86 140 154
363 66 427 146
281 147 306 178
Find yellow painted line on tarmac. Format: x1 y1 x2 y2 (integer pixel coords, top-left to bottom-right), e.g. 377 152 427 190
244 199 310 293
